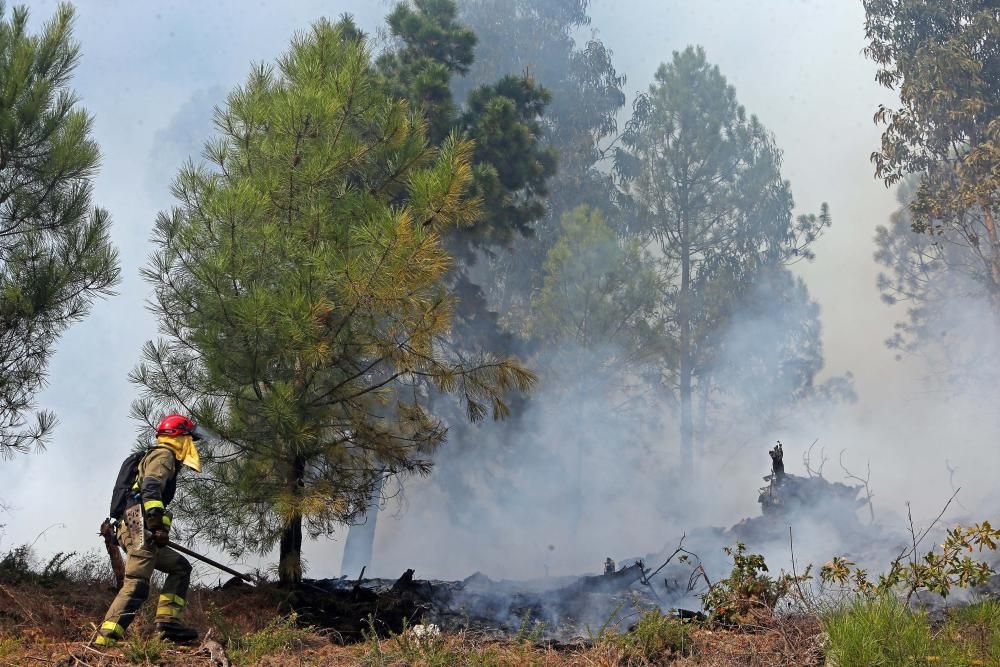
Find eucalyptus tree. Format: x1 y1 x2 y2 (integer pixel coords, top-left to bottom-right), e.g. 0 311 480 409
377 0 556 348
865 0 1000 308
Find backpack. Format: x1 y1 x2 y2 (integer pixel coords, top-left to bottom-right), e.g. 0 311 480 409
109 450 147 519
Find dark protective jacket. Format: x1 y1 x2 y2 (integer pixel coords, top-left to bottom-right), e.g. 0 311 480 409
136 446 179 514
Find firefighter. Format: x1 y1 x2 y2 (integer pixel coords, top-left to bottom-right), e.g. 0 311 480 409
94 414 202 647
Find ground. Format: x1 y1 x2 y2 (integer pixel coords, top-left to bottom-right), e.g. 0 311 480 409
4 547 1000 665
0 573 827 666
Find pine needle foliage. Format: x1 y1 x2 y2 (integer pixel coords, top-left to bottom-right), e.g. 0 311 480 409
377 0 557 322
528 205 664 370
131 19 535 583
0 3 120 459
618 46 832 475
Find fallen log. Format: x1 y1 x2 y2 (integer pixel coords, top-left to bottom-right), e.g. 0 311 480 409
286 569 433 641
554 561 645 597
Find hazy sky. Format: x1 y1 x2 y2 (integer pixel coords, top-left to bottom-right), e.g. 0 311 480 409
3 0 978 580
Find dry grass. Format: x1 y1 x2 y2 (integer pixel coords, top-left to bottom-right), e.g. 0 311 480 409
0 547 829 666
0 576 287 641
0 578 826 667
0 575 314 665
675 611 824 667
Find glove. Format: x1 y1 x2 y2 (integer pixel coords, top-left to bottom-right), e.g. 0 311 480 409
146 509 170 547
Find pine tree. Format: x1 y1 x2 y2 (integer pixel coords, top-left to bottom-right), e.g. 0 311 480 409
378 0 556 331
0 3 120 459
455 0 627 319
378 0 477 145
341 0 557 575
132 19 534 584
619 46 831 475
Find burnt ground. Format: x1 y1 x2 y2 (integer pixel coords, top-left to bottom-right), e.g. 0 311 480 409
287 561 660 642
2 458 987 664
0 574 825 666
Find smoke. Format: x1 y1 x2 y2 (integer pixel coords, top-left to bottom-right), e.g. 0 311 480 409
336 2 1000 600
0 2 997 612
366 294 848 582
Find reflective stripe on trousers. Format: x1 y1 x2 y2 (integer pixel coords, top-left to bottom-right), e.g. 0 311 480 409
98 521 192 637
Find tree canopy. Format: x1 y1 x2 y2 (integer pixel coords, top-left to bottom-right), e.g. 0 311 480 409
132 19 534 583
0 3 119 459
619 46 835 473
865 0 1000 304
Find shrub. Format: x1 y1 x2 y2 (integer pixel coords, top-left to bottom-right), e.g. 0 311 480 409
821 522 1000 601
702 542 807 623
0 546 32 584
68 549 115 585
227 613 312 665
122 633 166 664
0 546 76 587
603 609 693 663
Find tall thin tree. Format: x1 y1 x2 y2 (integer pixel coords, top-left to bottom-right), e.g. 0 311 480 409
619 46 829 475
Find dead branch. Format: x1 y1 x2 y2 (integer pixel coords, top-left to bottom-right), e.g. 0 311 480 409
802 439 826 478
945 459 969 512
27 523 65 551
641 533 700 584
687 563 713 595
907 503 921 571
788 527 815 614
902 487 960 563
839 450 875 523
889 488 962 602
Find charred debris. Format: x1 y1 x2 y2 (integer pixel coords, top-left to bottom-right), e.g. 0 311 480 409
732 441 871 542
285 561 654 642
261 443 872 642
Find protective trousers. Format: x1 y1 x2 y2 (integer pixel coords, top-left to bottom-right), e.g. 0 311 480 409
95 522 192 647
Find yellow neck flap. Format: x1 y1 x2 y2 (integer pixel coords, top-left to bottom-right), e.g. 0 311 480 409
156 434 201 473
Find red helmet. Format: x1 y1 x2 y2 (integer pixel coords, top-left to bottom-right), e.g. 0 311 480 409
156 414 200 439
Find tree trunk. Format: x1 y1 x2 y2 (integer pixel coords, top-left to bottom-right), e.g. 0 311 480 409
981 206 1000 306
571 413 585 533
697 378 710 460
679 218 694 479
279 454 306 585
341 474 385 577
279 513 303 585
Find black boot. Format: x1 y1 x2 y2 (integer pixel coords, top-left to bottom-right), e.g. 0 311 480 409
156 620 199 643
